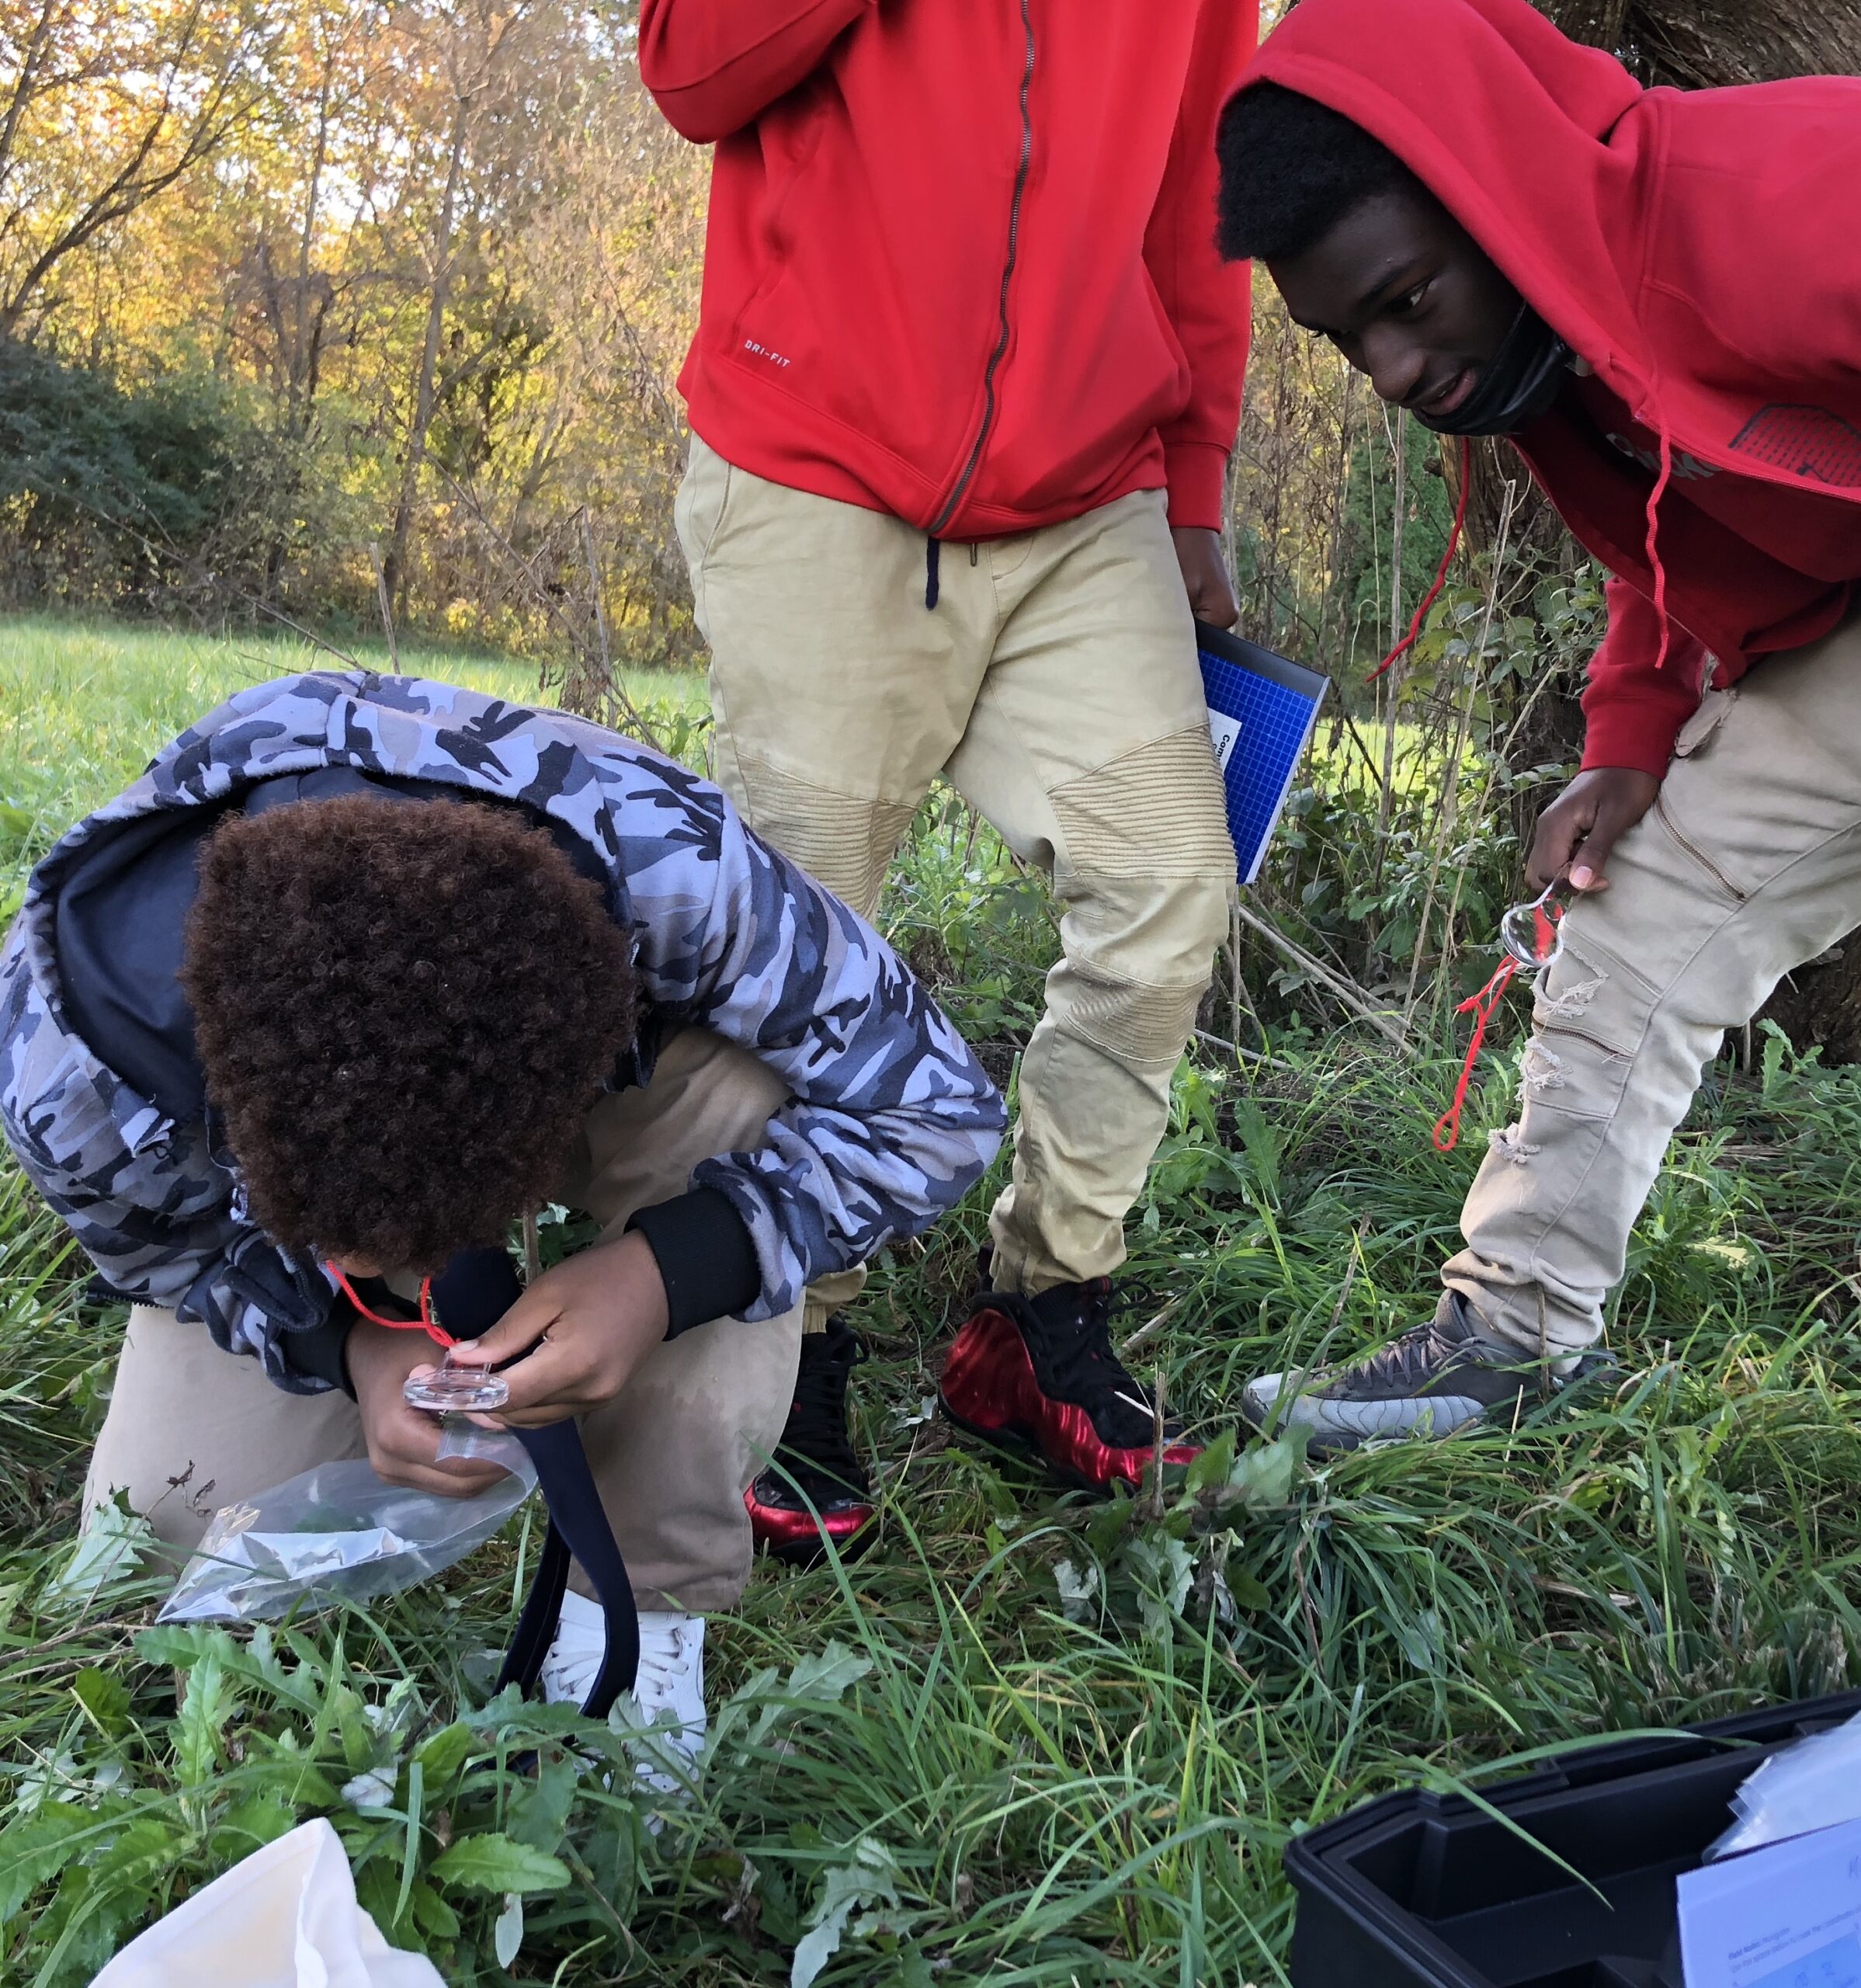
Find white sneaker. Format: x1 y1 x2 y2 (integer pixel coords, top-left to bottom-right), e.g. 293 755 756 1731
539 1592 707 1788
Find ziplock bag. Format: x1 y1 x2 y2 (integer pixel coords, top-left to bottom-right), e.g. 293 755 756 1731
158 1436 536 1623
1708 1705 1861 1858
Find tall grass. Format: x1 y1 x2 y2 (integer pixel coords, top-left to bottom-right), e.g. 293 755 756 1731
2 618 1859 1983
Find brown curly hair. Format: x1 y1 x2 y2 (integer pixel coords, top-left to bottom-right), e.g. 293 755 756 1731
182 794 638 1272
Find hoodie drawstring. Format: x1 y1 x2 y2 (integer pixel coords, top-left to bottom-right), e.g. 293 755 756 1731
1370 437 1473 681
1645 425 1674 673
1370 436 1490 1150
925 537 941 611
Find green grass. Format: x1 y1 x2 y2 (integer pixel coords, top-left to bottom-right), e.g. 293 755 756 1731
4 617 1861 1982
0 614 705 839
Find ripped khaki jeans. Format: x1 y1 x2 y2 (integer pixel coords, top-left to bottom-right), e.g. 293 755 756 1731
1444 608 1861 1355
676 437 1234 1301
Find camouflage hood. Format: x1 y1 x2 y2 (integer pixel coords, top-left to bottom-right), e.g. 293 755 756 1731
1 672 1004 1389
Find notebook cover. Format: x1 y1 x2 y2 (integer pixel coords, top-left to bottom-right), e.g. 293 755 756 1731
1195 620 1330 887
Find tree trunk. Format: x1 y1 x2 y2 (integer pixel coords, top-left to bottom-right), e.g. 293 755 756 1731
1540 0 1861 89
383 95 469 622
1759 947 1861 1065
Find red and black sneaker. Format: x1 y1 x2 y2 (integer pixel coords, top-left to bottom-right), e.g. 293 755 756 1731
746 1314 877 1567
938 1276 1200 1493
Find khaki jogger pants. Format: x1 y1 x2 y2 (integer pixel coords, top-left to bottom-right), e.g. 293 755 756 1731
83 1026 804 1613
1444 608 1861 1356
675 436 1234 1307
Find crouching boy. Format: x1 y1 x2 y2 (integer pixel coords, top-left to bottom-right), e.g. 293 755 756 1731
0 671 1003 1750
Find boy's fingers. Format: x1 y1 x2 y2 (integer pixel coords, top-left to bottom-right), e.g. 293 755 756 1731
1526 804 1592 891
390 1461 505 1497
494 1406 592 1429
446 1289 559 1366
1540 768 1661 893
1568 803 1637 890
483 1333 587 1415
372 1429 503 1496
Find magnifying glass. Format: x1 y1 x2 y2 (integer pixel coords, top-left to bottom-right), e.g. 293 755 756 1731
402 1351 510 1414
1498 878 1570 972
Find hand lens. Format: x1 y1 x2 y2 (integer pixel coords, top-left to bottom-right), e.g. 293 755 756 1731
1498 881 1569 971
402 1349 511 1414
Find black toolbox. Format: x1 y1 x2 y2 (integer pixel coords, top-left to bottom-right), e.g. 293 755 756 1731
1285 1688 1861 1987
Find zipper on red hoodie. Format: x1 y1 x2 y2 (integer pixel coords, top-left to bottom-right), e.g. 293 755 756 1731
927 0 1036 543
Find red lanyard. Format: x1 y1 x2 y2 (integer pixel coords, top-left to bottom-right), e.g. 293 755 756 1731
326 1265 453 1350
1432 956 1520 1154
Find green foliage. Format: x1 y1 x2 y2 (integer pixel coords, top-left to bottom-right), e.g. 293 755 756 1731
0 341 334 617
1334 411 1459 673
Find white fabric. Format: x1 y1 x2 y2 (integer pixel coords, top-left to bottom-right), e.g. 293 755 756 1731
92 1818 441 1988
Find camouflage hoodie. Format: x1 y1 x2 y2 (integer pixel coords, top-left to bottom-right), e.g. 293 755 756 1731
0 672 1005 1391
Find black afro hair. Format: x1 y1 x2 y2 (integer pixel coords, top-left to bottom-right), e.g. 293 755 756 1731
182 794 638 1272
1216 81 1419 263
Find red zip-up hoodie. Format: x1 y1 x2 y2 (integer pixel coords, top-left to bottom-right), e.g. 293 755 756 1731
1245 0 1861 775
638 0 1257 538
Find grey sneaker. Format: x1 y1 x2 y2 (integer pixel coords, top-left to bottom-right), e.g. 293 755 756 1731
1241 1294 1613 1455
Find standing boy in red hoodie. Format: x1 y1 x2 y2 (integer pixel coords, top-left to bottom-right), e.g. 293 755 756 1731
639 0 1259 1546
1212 0 1861 1451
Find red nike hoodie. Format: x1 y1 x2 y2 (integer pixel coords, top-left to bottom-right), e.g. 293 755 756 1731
638 0 1257 539
1243 0 1861 775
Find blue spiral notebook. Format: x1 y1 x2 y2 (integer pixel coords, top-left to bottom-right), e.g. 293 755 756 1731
1196 620 1329 887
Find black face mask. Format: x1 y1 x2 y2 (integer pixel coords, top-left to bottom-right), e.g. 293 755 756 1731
1415 301 1572 436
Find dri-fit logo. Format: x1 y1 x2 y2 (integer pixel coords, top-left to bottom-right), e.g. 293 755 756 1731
742 338 791 368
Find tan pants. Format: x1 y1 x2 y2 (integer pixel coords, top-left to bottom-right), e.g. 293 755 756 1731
676 436 1233 1307
1445 609 1861 1355
83 1027 804 1613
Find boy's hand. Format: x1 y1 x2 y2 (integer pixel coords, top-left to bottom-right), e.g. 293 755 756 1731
1172 526 1240 630
1526 766 1662 892
443 1232 671 1429
345 1319 514 1499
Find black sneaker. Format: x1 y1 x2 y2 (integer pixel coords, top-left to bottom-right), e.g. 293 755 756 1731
745 1314 877 1566
939 1276 1200 1491
1241 1292 1615 1455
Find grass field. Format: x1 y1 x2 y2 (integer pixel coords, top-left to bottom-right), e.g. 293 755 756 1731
4 617 1861 1983
0 616 705 846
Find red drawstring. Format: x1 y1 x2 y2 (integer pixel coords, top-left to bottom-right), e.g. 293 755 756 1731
1432 955 1519 1152
326 1263 453 1349
1645 426 1674 673
1369 436 1473 682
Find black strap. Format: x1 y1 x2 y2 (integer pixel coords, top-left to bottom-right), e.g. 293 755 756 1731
498 1514 574 1692
431 1249 641 1720
498 1421 639 1718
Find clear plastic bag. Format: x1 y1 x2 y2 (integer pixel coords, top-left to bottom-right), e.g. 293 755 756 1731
1707 1708 1861 1858
158 1433 536 1624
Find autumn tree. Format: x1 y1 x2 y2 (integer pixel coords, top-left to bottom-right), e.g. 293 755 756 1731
0 0 280 336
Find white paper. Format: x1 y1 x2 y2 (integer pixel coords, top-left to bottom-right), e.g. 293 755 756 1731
1679 1815 1861 1988
1207 707 1242 776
